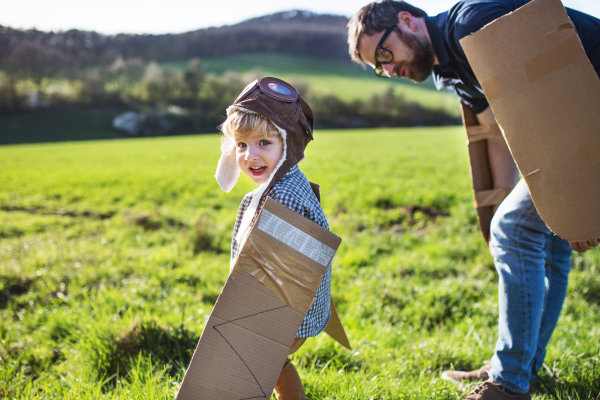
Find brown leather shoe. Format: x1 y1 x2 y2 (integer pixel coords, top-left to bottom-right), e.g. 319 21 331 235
443 366 540 394
465 381 531 400
442 364 492 385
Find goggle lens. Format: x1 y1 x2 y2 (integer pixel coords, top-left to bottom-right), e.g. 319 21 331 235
268 82 291 96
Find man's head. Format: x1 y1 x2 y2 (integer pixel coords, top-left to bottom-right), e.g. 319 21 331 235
348 0 436 82
221 111 284 186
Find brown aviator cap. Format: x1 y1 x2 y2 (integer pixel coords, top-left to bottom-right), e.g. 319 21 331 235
216 77 315 199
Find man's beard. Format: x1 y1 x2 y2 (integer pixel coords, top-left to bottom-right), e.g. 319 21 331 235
395 27 435 83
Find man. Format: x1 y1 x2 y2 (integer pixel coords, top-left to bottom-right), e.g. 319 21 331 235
347 1 600 399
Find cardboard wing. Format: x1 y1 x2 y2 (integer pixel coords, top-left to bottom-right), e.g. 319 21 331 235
460 102 514 244
176 198 342 400
460 0 600 241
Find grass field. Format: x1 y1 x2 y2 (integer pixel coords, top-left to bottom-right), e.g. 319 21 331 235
1 128 599 399
164 54 460 114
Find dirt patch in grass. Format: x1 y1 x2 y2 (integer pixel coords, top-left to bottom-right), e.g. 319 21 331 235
402 204 449 220
1 205 115 220
0 228 25 239
192 213 225 254
122 212 185 231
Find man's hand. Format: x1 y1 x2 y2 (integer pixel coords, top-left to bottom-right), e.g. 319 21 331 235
569 238 600 253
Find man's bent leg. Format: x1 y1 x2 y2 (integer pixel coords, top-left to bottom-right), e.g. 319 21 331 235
531 235 572 379
488 179 551 394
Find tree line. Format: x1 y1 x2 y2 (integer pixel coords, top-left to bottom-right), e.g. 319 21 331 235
0 11 349 67
0 56 459 133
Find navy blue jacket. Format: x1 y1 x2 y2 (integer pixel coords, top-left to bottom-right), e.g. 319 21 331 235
425 0 600 113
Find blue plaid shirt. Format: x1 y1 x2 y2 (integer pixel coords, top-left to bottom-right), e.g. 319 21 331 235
231 165 332 338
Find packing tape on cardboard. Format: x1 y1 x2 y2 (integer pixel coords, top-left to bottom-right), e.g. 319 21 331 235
235 231 325 317
481 76 502 101
466 124 503 143
525 35 586 83
258 209 336 267
474 187 513 208
484 35 584 96
579 138 600 168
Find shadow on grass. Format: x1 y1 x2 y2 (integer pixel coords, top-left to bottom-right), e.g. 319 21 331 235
88 319 199 382
0 275 34 309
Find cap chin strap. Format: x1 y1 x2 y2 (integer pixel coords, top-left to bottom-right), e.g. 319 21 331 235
214 107 292 270
221 130 288 271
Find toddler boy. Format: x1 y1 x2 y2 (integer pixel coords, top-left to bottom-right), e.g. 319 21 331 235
215 77 332 400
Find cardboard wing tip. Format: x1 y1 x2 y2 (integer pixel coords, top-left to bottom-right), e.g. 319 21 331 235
324 296 352 350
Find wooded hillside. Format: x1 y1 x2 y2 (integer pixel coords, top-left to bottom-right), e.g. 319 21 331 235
0 10 349 66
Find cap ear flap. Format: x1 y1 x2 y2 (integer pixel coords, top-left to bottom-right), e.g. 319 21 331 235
299 95 314 133
214 138 240 192
299 113 313 140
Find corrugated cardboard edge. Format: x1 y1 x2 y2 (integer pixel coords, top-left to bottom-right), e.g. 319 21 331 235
461 102 494 244
474 188 513 209
466 123 502 143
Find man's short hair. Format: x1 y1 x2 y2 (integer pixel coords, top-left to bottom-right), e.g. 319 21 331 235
347 1 427 65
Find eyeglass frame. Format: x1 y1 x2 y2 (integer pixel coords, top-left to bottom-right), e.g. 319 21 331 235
374 26 397 78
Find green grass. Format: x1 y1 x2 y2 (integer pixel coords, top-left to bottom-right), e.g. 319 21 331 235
1 128 599 399
164 54 460 114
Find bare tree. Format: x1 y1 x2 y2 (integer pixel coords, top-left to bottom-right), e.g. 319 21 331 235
5 40 69 94
183 58 204 103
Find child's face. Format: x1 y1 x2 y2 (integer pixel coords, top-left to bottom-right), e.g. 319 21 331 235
235 128 284 185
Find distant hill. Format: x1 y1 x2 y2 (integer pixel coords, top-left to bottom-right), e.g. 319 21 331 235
0 10 350 66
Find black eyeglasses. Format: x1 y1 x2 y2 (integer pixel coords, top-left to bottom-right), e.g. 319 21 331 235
374 26 396 78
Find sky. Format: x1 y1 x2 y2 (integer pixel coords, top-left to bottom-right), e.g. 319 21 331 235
2 0 599 35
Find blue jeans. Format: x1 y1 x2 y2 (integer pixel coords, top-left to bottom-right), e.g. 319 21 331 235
488 179 572 394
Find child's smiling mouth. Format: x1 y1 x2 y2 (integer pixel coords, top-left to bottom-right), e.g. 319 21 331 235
249 166 267 176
